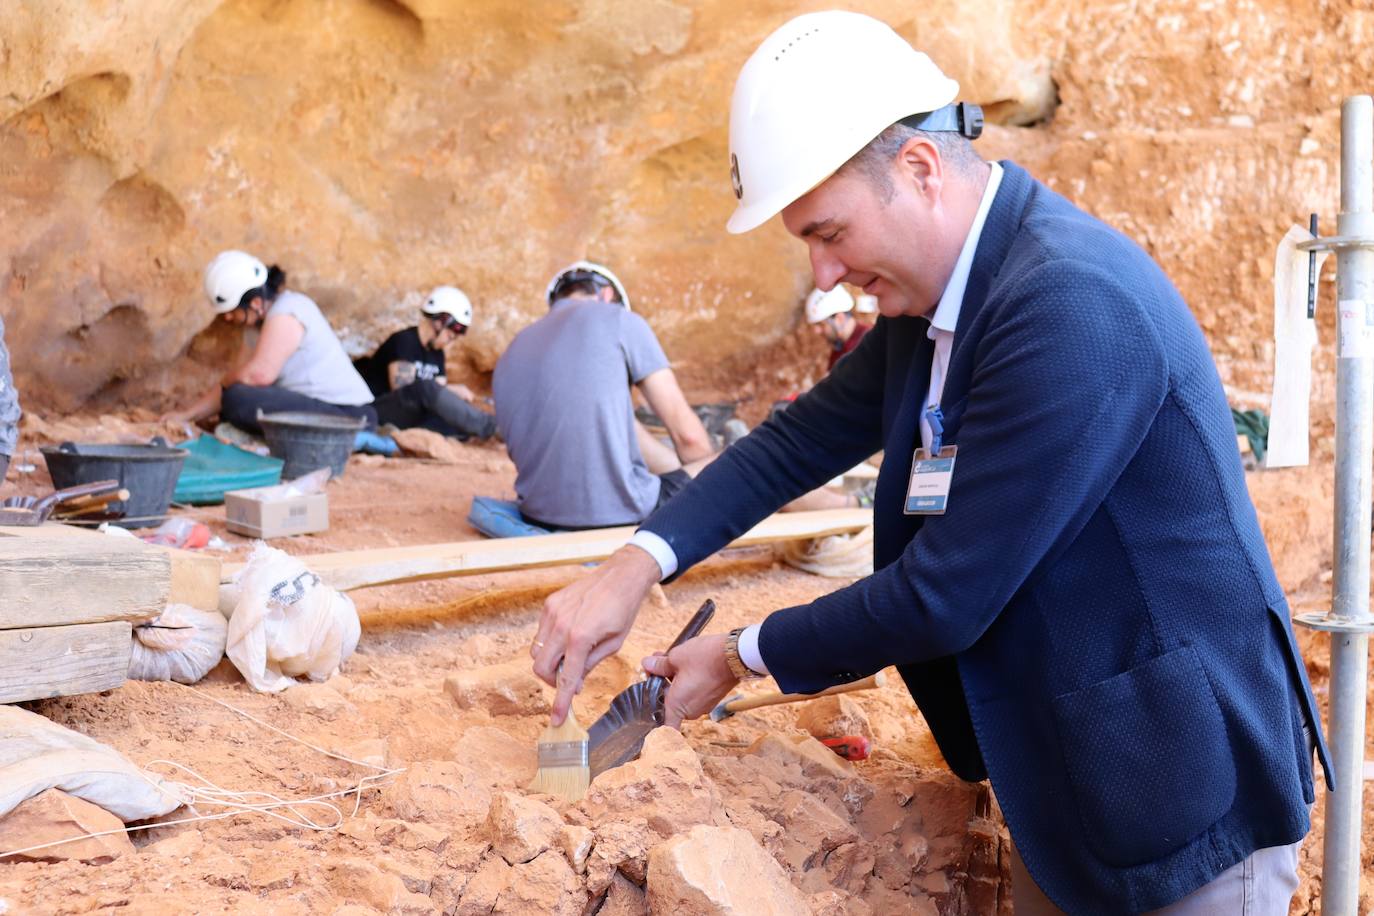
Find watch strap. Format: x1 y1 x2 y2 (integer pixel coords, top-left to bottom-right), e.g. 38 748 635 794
724 627 762 680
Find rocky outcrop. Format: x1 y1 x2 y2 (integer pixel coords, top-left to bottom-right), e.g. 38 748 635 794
0 0 1056 412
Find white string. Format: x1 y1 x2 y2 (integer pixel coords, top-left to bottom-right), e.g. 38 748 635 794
0 683 407 860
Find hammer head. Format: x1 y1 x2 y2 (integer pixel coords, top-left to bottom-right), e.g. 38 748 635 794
709 694 744 722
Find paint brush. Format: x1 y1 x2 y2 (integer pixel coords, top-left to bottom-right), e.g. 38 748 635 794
530 663 590 802
529 707 590 802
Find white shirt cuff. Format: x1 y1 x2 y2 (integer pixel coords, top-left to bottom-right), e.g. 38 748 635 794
737 624 770 676
628 529 678 581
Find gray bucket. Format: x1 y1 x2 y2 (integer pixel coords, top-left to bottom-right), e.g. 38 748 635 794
41 438 190 528
258 411 364 480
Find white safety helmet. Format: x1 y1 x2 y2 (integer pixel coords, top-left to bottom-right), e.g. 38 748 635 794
726 11 961 234
805 286 855 324
854 293 879 315
422 285 474 327
204 250 268 314
546 260 632 312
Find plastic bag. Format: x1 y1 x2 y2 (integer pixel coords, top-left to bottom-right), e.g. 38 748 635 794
0 706 188 821
225 542 360 693
128 605 228 684
779 525 875 579
140 517 212 549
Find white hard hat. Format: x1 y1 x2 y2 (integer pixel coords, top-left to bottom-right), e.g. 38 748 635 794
726 11 960 234
854 293 879 315
422 285 473 326
805 286 855 324
546 260 632 312
204 250 268 314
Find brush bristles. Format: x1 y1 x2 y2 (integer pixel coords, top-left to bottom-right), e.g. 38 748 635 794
529 710 591 802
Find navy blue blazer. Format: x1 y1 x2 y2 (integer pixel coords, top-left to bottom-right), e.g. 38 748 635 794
643 161 1332 913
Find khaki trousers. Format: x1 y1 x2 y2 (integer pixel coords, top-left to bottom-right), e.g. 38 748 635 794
1009 838 1302 915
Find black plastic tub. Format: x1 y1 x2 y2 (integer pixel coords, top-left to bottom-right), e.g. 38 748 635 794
258 411 364 480
41 438 190 528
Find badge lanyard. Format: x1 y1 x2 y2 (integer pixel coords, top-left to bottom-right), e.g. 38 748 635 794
905 403 957 515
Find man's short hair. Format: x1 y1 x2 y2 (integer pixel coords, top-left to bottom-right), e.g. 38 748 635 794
842 121 983 200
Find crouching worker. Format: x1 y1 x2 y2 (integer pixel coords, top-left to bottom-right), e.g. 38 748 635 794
164 251 377 433
357 286 496 441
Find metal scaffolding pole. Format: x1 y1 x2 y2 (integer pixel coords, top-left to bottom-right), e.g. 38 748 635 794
1296 94 1374 916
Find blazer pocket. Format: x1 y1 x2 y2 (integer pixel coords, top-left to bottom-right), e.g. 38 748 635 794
1052 646 1236 867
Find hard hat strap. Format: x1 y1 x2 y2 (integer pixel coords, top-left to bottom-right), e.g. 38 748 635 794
900 102 984 141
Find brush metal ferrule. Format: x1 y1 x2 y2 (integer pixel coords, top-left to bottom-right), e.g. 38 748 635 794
538 741 589 768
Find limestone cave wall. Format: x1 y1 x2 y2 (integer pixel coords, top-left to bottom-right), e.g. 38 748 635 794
0 0 1364 431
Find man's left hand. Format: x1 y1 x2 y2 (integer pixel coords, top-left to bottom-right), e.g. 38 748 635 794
642 634 741 729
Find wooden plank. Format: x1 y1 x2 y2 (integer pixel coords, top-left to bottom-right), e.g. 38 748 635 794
222 507 874 592
0 538 168 629
0 620 131 703
0 523 220 611
844 462 880 480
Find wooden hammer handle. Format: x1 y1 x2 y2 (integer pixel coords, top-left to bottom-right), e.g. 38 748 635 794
59 488 130 511
724 670 887 715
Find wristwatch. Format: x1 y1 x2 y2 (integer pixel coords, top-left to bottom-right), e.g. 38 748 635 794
724 627 764 680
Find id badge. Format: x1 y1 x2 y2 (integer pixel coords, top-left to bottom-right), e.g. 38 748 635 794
904 445 957 515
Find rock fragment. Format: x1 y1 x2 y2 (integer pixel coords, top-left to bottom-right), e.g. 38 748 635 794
646 824 808 915
381 760 491 826
0 789 134 863
579 727 724 838
444 660 548 717
486 791 563 865
794 694 872 741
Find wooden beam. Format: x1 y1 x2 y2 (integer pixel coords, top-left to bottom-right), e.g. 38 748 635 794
0 537 169 629
222 507 875 592
0 621 131 703
0 522 219 611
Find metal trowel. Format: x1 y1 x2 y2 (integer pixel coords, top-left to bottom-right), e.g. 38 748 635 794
585 598 716 778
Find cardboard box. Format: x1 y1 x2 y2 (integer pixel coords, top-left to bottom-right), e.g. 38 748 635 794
225 487 329 538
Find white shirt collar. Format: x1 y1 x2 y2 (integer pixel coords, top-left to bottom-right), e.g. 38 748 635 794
927 162 1004 339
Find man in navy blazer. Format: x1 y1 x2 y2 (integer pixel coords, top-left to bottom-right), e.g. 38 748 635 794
531 12 1330 913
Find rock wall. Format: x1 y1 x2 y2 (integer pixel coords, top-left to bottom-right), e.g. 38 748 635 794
0 0 1363 422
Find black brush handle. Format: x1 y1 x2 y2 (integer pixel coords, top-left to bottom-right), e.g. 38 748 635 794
643 599 717 727
667 599 716 651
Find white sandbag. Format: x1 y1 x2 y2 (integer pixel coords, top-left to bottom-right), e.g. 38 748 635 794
128 605 228 684
0 706 188 822
780 525 875 579
225 542 361 693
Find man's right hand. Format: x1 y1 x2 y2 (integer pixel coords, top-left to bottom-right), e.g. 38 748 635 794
531 544 663 724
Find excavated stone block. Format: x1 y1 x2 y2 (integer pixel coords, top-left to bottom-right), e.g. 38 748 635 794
326 858 436 914
444 660 548 717
794 694 873 741
452 725 537 788
600 872 649 916
495 849 586 916
584 818 654 896
380 760 491 826
0 789 134 863
746 733 854 780
486 791 563 865
580 727 725 839
282 682 356 720
558 823 593 874
646 824 809 915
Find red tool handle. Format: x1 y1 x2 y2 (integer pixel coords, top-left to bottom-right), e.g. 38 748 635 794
820 735 871 761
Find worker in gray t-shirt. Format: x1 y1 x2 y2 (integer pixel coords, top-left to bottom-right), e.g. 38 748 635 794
163 250 376 434
0 314 21 484
493 261 715 529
